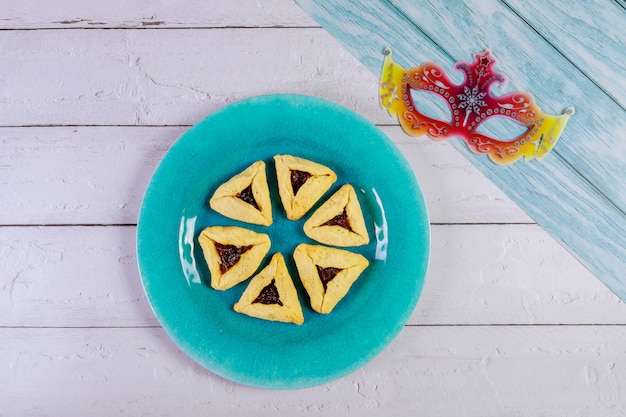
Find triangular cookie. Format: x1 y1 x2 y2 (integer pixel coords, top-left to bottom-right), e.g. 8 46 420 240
209 160 273 226
274 154 337 220
303 184 370 247
293 244 369 314
198 226 271 291
233 253 304 325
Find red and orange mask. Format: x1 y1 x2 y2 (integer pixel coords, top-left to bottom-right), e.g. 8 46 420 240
380 49 574 165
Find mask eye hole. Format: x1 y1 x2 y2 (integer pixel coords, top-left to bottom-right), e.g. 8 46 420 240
409 89 452 122
475 116 531 142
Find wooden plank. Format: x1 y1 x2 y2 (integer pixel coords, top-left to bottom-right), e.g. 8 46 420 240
0 126 185 226
2 326 625 415
295 0 626 300
0 226 159 328
0 28 380 126
0 0 318 29
503 0 626 108
0 126 528 225
1 225 623 328
413 224 626 325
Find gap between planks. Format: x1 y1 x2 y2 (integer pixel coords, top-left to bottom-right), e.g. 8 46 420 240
0 26 322 31
0 222 537 227
0 123 404 128
1 323 622 329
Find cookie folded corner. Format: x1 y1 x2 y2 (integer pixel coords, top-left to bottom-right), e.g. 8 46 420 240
198 226 271 290
303 184 369 247
234 253 304 325
293 244 368 314
209 160 273 226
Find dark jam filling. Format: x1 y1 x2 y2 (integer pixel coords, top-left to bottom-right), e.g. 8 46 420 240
253 279 283 306
290 170 312 195
321 208 353 232
215 243 252 274
316 265 343 291
236 184 258 210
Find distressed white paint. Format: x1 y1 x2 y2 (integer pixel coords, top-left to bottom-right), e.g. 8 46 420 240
0 28 380 126
0 125 529 225
0 0 318 29
0 226 158 328
2 0 625 414
2 326 625 416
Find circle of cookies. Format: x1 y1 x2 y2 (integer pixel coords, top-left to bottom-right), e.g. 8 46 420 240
198 155 370 325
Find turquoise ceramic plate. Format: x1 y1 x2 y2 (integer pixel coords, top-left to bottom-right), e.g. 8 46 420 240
137 95 429 389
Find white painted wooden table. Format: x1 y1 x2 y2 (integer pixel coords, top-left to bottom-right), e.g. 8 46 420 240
1 1 625 415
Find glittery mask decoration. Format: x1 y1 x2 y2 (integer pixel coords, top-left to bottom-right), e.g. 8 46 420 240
380 48 574 165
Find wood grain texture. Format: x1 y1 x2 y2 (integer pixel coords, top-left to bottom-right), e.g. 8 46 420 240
1 225 623 328
2 326 625 416
0 28 380 126
0 226 158 328
0 125 529 225
295 0 626 300
0 0 318 29
503 0 626 108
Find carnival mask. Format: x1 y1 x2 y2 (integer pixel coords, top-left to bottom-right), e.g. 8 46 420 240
380 49 574 165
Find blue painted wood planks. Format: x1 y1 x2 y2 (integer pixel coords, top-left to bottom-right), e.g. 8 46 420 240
296 0 626 299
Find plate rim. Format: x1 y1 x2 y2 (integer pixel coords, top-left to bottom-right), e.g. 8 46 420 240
136 94 431 389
